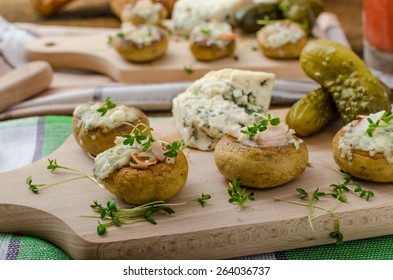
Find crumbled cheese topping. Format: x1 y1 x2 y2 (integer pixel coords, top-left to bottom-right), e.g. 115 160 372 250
120 25 163 47
338 111 393 163
121 1 165 25
190 22 235 49
73 103 141 131
262 21 306 49
171 0 251 35
93 139 172 182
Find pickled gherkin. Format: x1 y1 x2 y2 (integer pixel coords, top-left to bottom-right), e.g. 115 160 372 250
286 88 338 136
300 39 392 124
235 3 283 33
277 0 323 30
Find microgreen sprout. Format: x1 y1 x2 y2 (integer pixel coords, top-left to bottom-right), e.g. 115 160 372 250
365 111 393 137
184 65 194 74
241 113 281 138
227 177 255 211
83 194 211 235
97 97 117 116
164 140 185 158
122 123 184 158
275 188 343 245
26 159 103 193
327 170 374 202
200 27 212 35
122 123 156 152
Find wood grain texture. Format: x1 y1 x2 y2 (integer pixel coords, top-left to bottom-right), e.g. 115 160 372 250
0 61 52 112
25 34 307 83
1 108 393 259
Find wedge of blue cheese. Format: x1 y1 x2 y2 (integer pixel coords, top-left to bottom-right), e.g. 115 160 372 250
172 68 275 150
171 0 252 35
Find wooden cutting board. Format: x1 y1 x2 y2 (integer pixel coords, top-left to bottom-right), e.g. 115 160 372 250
25 34 308 83
1 109 393 260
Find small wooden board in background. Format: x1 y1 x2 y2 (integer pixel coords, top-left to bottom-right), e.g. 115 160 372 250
1 109 393 259
25 34 308 83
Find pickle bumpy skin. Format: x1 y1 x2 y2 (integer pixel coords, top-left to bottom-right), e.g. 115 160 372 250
300 39 392 124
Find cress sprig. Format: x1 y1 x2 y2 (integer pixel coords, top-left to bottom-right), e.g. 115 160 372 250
26 159 103 193
97 97 117 116
83 194 211 235
122 123 156 152
241 113 281 138
327 170 374 202
164 140 185 158
227 177 255 212
365 111 393 137
122 123 184 158
276 187 343 245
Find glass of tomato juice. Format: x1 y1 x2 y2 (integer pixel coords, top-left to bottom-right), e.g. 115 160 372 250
363 0 393 74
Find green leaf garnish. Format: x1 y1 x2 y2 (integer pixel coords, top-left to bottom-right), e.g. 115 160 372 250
97 97 117 116
365 111 393 137
83 194 211 235
184 65 194 74
227 177 254 211
164 140 185 158
241 114 281 138
26 159 103 193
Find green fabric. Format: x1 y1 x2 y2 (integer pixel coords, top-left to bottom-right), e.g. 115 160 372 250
284 235 393 260
43 116 73 157
17 236 71 260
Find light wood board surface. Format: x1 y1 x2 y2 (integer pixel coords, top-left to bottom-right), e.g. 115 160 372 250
25 34 308 83
1 108 393 260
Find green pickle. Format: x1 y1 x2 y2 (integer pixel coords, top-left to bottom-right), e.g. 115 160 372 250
300 39 392 124
278 0 323 29
286 88 338 137
235 3 282 33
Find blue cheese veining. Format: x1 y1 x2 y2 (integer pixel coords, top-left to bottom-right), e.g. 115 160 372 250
93 139 174 182
338 111 393 164
172 68 274 150
73 103 142 132
93 144 135 182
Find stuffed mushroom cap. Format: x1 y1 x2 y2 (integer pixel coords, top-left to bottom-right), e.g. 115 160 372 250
256 20 307 59
72 101 149 156
93 138 188 205
332 110 393 183
189 22 236 61
112 24 168 63
214 116 309 188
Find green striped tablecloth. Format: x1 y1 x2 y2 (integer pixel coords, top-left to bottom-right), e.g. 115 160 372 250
1 115 393 260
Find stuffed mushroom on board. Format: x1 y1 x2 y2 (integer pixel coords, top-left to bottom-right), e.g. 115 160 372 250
189 22 236 61
93 131 188 205
121 0 168 27
111 24 169 63
72 100 149 157
332 110 393 183
256 20 307 59
214 114 309 188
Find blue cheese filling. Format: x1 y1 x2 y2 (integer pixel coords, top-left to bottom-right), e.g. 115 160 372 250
73 103 141 132
190 22 235 49
338 111 393 164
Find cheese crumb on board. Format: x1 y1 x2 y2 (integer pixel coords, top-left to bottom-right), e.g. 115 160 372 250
172 68 275 150
171 0 252 35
